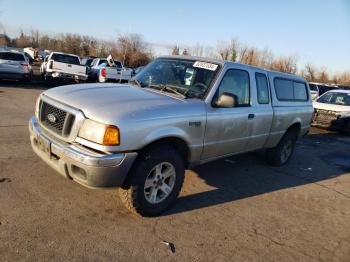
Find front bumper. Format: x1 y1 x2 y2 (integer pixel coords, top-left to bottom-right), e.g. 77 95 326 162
29 116 137 189
311 110 349 131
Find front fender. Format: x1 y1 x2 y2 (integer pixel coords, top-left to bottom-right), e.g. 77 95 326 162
143 126 190 146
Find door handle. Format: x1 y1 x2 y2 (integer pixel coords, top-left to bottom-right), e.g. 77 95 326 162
248 114 255 119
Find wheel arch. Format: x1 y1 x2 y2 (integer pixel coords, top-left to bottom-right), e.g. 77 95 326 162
139 136 191 168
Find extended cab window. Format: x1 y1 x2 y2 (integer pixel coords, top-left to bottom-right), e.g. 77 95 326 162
216 69 250 106
255 73 269 104
293 82 308 100
274 78 308 101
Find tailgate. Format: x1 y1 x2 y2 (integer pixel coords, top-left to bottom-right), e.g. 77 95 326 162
105 67 120 79
105 67 131 80
52 61 87 76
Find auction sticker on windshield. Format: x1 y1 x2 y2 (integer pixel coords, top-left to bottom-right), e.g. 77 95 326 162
193 61 218 71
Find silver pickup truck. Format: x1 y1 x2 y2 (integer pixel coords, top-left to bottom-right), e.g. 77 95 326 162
29 56 313 216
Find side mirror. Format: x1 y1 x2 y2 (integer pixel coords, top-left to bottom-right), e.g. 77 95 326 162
214 92 237 108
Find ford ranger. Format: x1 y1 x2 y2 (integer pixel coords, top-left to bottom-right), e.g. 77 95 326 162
29 56 313 216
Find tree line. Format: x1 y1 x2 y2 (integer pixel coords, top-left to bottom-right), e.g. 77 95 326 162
0 29 349 85
0 30 152 67
171 39 350 86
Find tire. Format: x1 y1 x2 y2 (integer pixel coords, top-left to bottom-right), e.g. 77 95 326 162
21 74 31 83
44 74 53 84
118 145 185 216
266 130 298 166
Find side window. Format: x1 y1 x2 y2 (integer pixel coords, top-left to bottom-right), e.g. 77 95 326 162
216 69 250 106
293 82 307 100
255 73 269 104
274 78 308 101
275 78 294 100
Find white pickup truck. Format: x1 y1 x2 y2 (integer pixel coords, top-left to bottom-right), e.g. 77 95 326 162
40 52 88 82
88 56 132 83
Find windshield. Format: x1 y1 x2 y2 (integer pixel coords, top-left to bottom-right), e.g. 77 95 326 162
317 92 350 106
133 58 220 99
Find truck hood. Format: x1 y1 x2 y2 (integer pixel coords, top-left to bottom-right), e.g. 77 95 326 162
313 101 350 112
43 83 205 124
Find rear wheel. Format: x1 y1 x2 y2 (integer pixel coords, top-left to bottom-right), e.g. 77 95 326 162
44 74 53 84
266 130 298 166
118 146 185 216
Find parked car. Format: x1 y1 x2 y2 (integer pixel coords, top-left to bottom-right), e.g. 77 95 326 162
308 82 338 100
29 56 313 216
312 89 350 134
0 50 32 82
40 52 88 82
88 56 132 83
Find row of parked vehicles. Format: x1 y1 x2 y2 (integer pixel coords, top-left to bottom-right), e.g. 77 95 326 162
40 52 135 83
0 48 142 83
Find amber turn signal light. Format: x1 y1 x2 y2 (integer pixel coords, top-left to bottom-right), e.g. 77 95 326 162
103 126 120 146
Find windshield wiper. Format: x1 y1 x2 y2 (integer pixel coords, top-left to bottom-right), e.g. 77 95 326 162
148 84 187 99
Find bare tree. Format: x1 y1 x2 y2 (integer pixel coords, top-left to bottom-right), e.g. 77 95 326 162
171 45 179 55
318 68 329 83
271 55 297 74
192 43 204 57
216 39 239 61
238 45 249 64
304 64 317 82
338 71 350 86
0 33 11 46
182 48 190 56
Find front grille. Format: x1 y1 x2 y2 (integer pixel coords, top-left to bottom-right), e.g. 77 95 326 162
39 101 75 137
312 109 338 126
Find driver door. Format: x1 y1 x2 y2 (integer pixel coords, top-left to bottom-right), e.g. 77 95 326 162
201 68 254 160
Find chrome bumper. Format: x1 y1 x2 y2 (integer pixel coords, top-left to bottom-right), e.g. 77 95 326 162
29 116 137 189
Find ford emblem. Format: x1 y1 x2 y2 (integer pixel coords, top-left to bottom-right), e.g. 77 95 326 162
47 113 57 123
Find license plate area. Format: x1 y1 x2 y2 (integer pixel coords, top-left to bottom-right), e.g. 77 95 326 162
37 135 51 156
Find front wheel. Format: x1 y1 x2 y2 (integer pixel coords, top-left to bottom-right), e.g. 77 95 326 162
266 130 297 166
118 146 185 216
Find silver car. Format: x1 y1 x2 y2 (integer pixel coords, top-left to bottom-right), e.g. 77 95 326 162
29 56 313 216
0 51 32 81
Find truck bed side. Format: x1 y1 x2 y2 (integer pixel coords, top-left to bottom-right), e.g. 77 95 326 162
264 71 313 148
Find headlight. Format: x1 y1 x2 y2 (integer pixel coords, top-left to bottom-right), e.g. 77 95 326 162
78 119 120 146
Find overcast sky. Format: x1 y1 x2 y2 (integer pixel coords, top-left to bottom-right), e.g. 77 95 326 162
1 0 349 73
